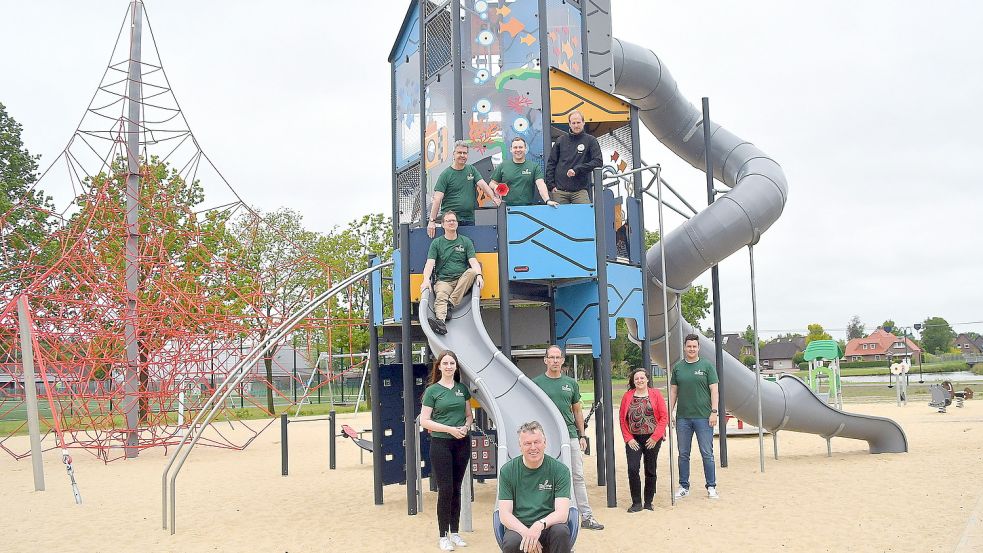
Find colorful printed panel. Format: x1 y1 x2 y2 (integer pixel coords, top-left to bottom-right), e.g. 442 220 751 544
546 0 583 78
460 0 545 200
423 67 454 220
394 8 422 168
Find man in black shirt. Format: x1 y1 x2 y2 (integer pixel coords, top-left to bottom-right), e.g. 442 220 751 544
546 110 603 204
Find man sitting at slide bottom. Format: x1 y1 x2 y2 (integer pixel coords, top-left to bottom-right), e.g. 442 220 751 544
498 421 571 553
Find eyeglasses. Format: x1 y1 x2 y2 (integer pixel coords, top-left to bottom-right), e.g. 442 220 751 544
545 356 564 360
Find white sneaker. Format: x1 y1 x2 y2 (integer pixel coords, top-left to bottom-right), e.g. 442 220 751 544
707 486 720 499
449 533 468 547
438 536 455 551
674 487 690 499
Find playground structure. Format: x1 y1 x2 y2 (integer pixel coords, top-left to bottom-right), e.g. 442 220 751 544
804 339 844 409
369 0 914 538
0 1 373 467
0 0 920 538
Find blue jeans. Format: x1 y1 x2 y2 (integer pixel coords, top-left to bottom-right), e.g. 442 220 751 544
676 417 716 489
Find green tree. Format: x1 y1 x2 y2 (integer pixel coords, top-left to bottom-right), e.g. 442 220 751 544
881 319 903 336
741 325 756 344
0 102 56 286
741 354 756 368
230 208 325 414
65 155 235 421
846 315 865 340
920 316 955 355
643 230 712 329
314 213 394 354
805 323 832 344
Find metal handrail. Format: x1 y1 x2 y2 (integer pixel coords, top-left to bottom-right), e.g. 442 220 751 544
161 260 392 534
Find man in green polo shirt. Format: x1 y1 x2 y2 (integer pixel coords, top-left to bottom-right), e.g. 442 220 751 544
421 210 484 335
532 345 602 531
669 333 720 500
489 137 558 207
498 421 572 553
427 141 500 238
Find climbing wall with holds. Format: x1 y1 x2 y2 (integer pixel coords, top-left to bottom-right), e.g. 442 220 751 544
461 0 545 172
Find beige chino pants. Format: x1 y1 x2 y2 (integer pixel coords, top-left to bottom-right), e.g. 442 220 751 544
433 268 478 321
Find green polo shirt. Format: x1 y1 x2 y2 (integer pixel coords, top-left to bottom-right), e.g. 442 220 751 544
670 357 718 419
532 373 581 439
434 164 482 223
498 455 571 526
422 382 471 439
490 159 544 206
427 234 475 282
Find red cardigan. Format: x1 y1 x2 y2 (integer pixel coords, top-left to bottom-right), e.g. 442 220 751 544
619 387 669 443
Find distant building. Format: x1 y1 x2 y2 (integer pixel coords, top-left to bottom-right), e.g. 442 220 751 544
721 334 754 360
759 336 805 373
954 333 983 355
844 328 921 364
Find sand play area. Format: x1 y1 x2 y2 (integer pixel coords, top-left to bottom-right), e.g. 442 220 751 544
1 400 980 553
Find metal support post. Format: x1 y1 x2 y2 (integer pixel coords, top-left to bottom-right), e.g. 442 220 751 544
749 245 765 473
593 169 618 508
17 296 45 491
400 223 418 515
281 414 288 476
368 255 384 504
496 204 512 359
592 358 605 486
122 0 144 458
702 97 728 467
654 165 676 506
329 409 337 470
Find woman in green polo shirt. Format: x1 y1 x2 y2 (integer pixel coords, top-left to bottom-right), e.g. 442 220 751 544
420 350 473 551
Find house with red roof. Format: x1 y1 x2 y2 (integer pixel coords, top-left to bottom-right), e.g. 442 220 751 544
844 328 921 364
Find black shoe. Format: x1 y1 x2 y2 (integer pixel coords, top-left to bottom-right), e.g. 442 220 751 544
428 317 447 335
627 503 643 513
643 503 654 511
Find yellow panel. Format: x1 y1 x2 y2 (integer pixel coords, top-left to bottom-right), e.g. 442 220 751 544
408 252 500 303
410 273 424 302
549 67 631 124
475 252 500 300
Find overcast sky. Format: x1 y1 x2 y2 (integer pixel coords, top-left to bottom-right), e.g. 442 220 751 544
2 1 981 340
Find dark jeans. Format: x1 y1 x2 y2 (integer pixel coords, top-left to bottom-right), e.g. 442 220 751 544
502 525 571 553
676 417 716 489
430 437 470 536
625 433 662 505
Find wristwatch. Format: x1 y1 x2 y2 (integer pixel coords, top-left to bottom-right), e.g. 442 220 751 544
710 409 718 413
538 519 547 529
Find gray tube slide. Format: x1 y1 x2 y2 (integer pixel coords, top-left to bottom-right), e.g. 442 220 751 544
419 290 572 468
612 38 907 453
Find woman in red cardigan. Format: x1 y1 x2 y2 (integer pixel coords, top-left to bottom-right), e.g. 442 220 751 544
619 367 669 512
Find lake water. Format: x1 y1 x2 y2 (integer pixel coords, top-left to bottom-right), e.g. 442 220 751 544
839 371 982 384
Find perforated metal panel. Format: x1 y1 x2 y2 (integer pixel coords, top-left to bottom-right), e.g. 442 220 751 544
397 163 423 226
425 4 452 79
597 123 634 177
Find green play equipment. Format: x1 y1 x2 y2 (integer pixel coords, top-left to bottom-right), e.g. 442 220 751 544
804 340 844 409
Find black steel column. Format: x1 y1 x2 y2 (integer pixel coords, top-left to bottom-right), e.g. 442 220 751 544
593 169 618 508
702 97 728 467
497 205 512 359
592 357 605 486
368 255 384 504
400 223 418 515
280 414 288 476
629 107 652 377
329 409 337 470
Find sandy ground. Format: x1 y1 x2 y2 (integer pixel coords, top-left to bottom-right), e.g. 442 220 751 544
1 401 980 553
